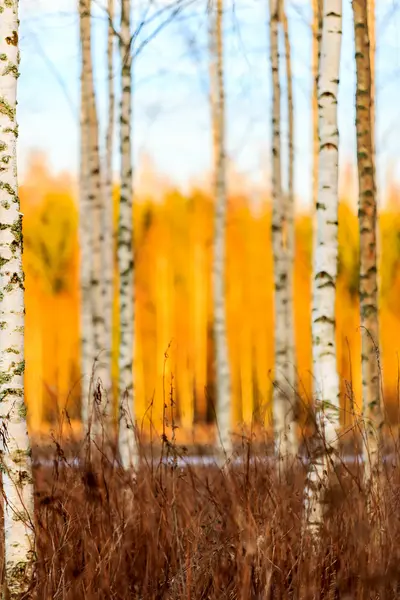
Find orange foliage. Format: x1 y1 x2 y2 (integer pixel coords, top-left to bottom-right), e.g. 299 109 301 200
20 155 400 436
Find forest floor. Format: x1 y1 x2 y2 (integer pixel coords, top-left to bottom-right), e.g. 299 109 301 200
10 425 400 599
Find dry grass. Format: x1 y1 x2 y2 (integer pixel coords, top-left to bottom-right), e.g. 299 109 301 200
11 423 398 600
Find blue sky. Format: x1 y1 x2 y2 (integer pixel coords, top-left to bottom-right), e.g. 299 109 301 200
17 0 400 208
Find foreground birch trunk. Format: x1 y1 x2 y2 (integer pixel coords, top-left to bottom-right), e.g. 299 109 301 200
210 0 232 459
117 0 137 468
352 0 381 480
0 0 35 594
79 0 94 432
304 0 342 533
269 0 296 459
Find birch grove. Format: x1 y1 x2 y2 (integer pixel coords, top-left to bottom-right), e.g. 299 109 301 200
210 0 232 458
352 0 381 478
304 0 342 532
0 0 35 594
117 0 137 468
269 0 297 459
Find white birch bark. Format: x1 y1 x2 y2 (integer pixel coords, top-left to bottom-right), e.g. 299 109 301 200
101 0 115 425
269 0 296 459
304 0 342 533
0 1 35 594
117 0 137 469
367 0 375 155
79 0 94 432
86 1 109 413
352 0 381 481
311 0 323 263
210 0 232 460
282 0 298 458
80 0 109 434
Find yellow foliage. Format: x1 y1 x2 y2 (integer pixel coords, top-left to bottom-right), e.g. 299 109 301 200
24 191 78 295
20 157 400 437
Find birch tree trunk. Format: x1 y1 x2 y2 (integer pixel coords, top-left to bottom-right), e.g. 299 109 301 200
117 0 137 469
281 0 298 458
269 0 296 459
0 0 35 594
312 0 323 217
86 1 108 412
208 10 219 181
304 0 342 533
310 0 323 392
352 0 381 479
102 0 115 425
79 0 94 432
210 0 232 459
367 0 375 154
79 0 109 433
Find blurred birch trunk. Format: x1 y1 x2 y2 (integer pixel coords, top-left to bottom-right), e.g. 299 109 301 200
210 0 232 459
79 0 109 434
269 0 297 459
352 0 382 481
117 0 137 468
101 0 116 428
79 0 94 432
282 0 298 458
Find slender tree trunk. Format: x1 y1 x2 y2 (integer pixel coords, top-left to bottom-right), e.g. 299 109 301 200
86 1 108 409
367 0 375 154
208 9 219 179
269 0 296 458
117 0 137 468
102 0 115 426
193 237 208 421
367 0 379 358
304 0 342 534
0 0 35 594
79 0 94 432
310 1 323 409
352 0 381 479
80 0 109 433
210 0 232 458
281 0 298 457
312 0 323 219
